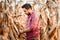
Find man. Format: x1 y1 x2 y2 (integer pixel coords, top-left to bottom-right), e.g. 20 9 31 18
19 3 40 40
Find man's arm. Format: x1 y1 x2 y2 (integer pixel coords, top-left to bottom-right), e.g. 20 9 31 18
19 13 39 33
19 27 31 34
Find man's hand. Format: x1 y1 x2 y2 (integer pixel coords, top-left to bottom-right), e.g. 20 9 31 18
19 27 31 34
19 30 24 34
18 30 24 37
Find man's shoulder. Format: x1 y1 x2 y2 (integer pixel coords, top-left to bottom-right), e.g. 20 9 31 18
31 12 38 19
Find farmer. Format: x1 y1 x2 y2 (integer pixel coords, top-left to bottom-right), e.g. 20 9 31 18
19 3 40 40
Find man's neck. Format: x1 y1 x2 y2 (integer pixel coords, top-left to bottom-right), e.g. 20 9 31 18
28 13 30 16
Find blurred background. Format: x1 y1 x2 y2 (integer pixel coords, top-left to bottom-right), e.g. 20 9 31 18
0 0 60 40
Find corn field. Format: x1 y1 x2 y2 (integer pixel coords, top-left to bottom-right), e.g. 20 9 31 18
0 0 60 40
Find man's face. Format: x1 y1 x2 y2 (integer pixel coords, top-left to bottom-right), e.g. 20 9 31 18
23 8 29 15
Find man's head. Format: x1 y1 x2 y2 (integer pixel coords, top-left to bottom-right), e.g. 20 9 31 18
22 3 32 15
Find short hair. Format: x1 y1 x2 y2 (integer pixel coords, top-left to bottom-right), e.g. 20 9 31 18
22 3 32 9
